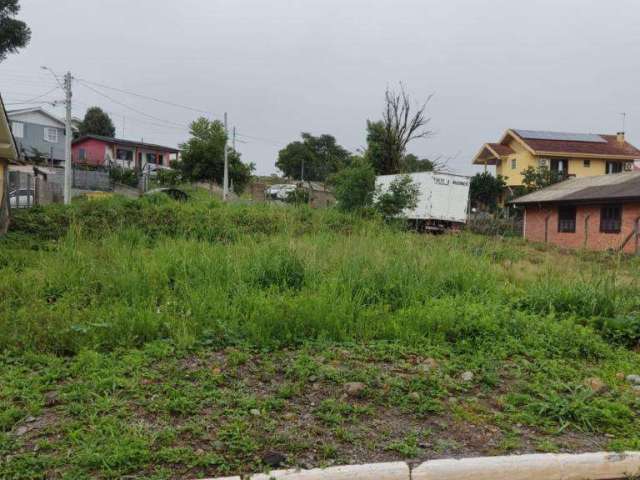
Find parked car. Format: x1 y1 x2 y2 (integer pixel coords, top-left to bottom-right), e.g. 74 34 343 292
9 188 36 208
265 183 297 201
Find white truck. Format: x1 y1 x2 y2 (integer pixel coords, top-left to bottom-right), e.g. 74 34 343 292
375 171 471 231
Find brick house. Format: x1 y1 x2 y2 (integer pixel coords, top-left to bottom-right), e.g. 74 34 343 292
473 129 640 188
511 172 640 253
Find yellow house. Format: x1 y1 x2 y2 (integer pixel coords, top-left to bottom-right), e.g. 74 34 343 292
0 94 19 235
473 129 640 187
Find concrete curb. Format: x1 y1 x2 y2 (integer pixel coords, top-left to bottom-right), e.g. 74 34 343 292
412 452 640 480
197 452 640 480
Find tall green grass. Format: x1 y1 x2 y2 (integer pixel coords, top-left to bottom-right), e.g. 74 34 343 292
1 194 640 355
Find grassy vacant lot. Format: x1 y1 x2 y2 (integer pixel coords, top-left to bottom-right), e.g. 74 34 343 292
2 192 640 479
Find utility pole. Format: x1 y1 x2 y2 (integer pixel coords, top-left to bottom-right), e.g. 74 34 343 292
232 126 236 151
223 112 229 202
63 71 73 205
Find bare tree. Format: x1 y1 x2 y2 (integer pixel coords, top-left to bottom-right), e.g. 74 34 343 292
380 84 433 174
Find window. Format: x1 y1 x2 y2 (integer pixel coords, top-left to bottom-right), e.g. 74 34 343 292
600 204 622 233
583 159 590 168
79 148 86 161
116 149 133 161
606 161 622 174
511 158 517 170
551 159 566 172
44 127 59 143
158 154 164 165
146 153 157 164
558 206 576 233
11 122 24 138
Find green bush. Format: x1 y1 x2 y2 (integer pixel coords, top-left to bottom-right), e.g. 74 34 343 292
109 166 139 187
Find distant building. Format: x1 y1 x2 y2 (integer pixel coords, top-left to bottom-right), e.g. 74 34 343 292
72 134 180 170
473 129 640 188
1 96 20 234
511 171 640 253
7 107 73 165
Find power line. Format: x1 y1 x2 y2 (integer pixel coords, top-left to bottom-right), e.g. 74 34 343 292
75 77 222 118
72 98 190 133
75 76 284 144
16 86 61 104
76 80 192 130
6 70 289 147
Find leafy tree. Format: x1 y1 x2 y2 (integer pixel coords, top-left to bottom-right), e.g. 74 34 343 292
227 147 254 193
0 0 30 62
374 174 420 217
330 157 376 211
78 107 116 138
470 172 507 211
364 120 387 174
177 117 254 193
519 166 563 194
364 86 432 175
401 153 437 173
276 133 351 181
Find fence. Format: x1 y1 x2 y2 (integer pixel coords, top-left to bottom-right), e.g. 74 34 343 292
8 170 65 208
467 213 523 237
73 166 113 192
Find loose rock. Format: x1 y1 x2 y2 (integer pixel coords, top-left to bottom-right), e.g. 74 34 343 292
408 392 421 401
418 358 439 374
626 374 640 385
585 377 607 394
250 408 261 417
460 371 474 382
44 391 59 407
262 451 286 468
344 382 366 398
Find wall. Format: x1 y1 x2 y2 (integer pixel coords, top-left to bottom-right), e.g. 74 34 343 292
0 158 8 234
496 137 537 187
524 202 640 253
72 139 107 165
568 158 607 177
11 120 65 162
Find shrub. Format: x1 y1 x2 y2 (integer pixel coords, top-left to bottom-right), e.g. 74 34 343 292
155 168 181 186
330 159 376 212
110 166 139 187
374 174 419 217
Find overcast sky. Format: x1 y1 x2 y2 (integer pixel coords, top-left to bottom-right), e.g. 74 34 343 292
3 0 640 175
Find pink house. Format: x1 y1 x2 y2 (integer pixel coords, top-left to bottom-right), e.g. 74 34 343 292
72 134 180 170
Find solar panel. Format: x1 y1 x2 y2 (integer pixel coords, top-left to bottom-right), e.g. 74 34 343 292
514 129 607 143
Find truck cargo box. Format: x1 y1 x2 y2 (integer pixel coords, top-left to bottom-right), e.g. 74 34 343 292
375 172 470 229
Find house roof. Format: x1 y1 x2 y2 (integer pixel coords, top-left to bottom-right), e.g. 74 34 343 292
73 134 180 153
508 129 640 159
511 171 640 205
0 95 19 164
7 107 69 129
487 143 514 156
472 143 515 165
473 129 640 165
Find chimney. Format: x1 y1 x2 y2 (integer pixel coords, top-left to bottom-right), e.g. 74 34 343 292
617 131 625 144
